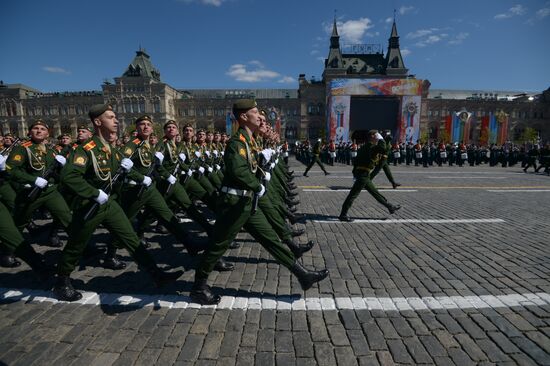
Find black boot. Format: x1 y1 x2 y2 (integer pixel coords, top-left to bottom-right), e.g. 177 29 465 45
287 191 299 198
103 246 126 270
138 233 151 248
285 198 300 206
338 214 353 222
14 243 54 281
190 278 220 305
0 254 21 268
228 241 241 249
392 182 401 189
386 203 401 215
213 258 234 271
154 223 169 234
148 267 184 288
48 232 62 248
291 228 305 237
284 240 314 258
53 275 82 302
288 212 305 225
288 206 298 213
290 261 329 291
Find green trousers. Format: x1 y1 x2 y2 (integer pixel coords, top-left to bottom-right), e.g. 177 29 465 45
0 201 25 252
370 160 396 185
340 174 389 216
58 198 155 275
304 155 327 174
183 176 216 210
116 185 192 246
13 185 72 231
258 194 292 242
195 193 295 280
0 183 16 211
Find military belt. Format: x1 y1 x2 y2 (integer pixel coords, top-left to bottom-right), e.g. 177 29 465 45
221 186 254 198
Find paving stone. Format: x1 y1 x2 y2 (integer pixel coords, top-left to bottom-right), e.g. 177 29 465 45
293 331 314 358
176 334 205 362
308 312 330 342
347 329 371 356
447 347 475 366
454 333 488 362
275 331 294 353
165 323 191 348
510 336 550 365
276 353 296 366
402 336 433 364
335 346 359 366
387 339 414 364
419 335 447 358
476 338 512 363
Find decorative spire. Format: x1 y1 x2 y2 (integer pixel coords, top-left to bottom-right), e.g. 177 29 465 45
385 17 408 76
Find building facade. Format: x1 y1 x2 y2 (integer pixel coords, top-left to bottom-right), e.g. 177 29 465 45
1 24 548 144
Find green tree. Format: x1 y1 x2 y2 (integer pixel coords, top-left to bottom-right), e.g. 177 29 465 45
518 127 539 144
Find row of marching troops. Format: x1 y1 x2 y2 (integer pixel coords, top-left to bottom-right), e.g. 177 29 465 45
294 137 550 175
0 100 328 305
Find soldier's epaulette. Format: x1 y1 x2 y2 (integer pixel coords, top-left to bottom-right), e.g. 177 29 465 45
72 143 78 149
83 141 96 151
55 145 62 152
239 134 246 143
132 138 141 145
21 141 33 148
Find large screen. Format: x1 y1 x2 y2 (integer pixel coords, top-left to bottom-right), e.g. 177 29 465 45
350 96 399 134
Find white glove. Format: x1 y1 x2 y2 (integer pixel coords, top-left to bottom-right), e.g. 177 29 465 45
178 153 186 163
221 151 225 156
120 158 133 172
167 175 177 185
55 155 66 166
205 151 211 157
207 167 213 173
142 176 152 187
194 151 202 158
95 189 109 205
198 166 205 174
215 164 221 171
375 132 384 141
270 163 275 169
34 177 48 188
187 169 193 176
213 150 219 157
261 149 272 162
265 172 271 181
256 184 266 198
154 152 164 164
275 158 279 164
0 155 6 171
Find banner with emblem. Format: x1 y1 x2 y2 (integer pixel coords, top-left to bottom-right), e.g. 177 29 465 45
495 110 509 145
452 110 473 143
398 96 421 143
327 95 350 143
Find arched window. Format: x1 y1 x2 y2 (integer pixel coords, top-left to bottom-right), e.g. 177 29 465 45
153 99 161 113
138 98 145 113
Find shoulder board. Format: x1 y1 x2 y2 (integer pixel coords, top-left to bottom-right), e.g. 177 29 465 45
132 138 141 145
239 134 246 143
83 141 96 151
21 141 33 148
72 143 78 149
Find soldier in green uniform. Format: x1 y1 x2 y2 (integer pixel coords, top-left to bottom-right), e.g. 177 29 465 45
104 115 205 269
369 131 401 189
303 138 329 176
6 120 73 236
190 99 329 305
339 130 401 222
54 104 182 301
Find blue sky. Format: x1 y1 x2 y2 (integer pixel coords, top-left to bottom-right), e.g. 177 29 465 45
1 0 549 93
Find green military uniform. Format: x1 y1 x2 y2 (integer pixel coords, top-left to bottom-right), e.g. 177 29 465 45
303 140 328 176
177 140 217 209
369 137 398 187
194 127 296 281
340 141 398 220
58 135 157 276
115 134 199 253
6 139 72 231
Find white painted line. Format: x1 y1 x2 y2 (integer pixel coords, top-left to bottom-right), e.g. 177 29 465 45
428 176 508 179
302 189 417 192
486 190 550 192
311 218 506 224
3 287 548 311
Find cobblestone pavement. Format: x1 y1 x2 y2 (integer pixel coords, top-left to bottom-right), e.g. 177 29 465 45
1 158 550 365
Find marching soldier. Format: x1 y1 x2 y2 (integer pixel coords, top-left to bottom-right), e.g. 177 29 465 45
190 99 328 305
105 115 204 269
6 120 72 240
54 104 182 301
303 138 329 176
339 130 401 222
370 131 401 189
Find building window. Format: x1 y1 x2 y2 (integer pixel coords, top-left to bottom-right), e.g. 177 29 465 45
139 99 145 113
153 100 161 113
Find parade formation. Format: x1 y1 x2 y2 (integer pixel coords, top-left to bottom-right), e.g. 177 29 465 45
0 100 330 304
